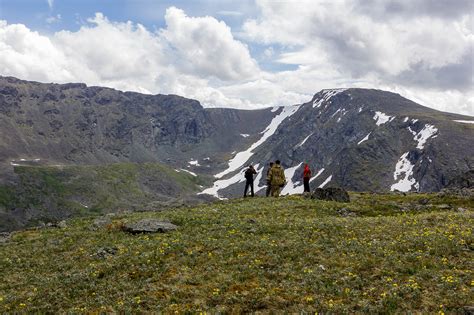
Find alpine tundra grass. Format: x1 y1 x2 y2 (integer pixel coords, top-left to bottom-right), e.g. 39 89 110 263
0 193 472 313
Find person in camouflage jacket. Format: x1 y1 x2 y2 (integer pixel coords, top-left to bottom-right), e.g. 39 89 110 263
267 160 286 197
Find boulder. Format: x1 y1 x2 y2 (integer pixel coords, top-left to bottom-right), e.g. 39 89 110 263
311 187 350 203
122 219 178 234
463 306 474 315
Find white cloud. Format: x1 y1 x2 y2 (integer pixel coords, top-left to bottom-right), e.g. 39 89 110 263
0 3 472 116
240 0 473 115
47 0 54 10
0 10 265 108
161 7 258 81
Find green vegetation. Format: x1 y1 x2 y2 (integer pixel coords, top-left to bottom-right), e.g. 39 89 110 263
0 162 208 225
0 193 472 312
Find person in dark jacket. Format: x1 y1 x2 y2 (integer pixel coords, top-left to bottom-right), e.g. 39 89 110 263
244 165 257 197
303 163 312 193
265 162 274 197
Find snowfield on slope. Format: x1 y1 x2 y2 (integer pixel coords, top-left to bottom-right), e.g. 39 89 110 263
391 152 419 192
213 105 300 179
358 132 371 145
312 89 347 108
281 163 303 195
373 111 395 126
413 124 438 149
453 120 474 124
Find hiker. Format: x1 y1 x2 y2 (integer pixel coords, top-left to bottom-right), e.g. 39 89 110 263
265 162 274 197
303 163 312 193
267 160 286 197
243 165 257 197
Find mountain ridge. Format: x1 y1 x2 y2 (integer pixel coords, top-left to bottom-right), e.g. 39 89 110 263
0 76 473 230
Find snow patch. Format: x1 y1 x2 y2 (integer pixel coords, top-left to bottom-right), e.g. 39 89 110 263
240 134 250 138
253 164 266 193
358 107 363 113
281 163 304 195
357 132 371 145
412 119 419 124
390 152 418 192
312 88 347 108
180 169 197 176
373 111 394 126
310 168 325 183
319 175 333 188
204 157 211 161
407 126 417 136
331 108 342 118
453 120 474 124
413 124 438 149
200 164 260 199
214 105 300 179
297 133 313 148
188 159 200 166
403 117 409 123
271 106 280 113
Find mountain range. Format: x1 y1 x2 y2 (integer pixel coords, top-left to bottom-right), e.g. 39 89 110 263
0 76 473 230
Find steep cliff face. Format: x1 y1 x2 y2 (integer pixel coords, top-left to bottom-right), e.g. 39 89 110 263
0 76 274 176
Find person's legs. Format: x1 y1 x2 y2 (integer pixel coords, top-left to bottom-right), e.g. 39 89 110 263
244 181 250 197
271 185 281 197
250 181 254 197
265 183 271 197
304 178 310 192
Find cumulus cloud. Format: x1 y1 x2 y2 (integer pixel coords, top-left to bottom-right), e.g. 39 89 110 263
161 7 258 81
0 3 472 115
242 0 473 115
0 10 265 108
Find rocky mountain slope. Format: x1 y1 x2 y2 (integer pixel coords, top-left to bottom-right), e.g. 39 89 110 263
206 89 474 198
0 76 473 229
0 76 273 178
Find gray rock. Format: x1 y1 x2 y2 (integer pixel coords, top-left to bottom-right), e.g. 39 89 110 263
458 207 467 213
311 187 350 203
464 306 474 315
94 247 118 259
57 220 67 228
92 216 112 229
337 207 357 217
122 219 178 234
0 232 11 244
418 198 429 205
437 204 452 210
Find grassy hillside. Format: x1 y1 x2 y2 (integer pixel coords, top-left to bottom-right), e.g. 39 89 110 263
0 193 473 313
0 163 209 231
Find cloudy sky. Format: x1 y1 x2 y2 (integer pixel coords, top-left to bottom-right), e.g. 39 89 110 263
0 0 473 115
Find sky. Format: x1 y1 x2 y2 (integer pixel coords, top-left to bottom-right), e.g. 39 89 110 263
0 0 473 115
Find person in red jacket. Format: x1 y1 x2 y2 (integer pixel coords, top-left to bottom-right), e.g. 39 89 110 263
303 164 312 193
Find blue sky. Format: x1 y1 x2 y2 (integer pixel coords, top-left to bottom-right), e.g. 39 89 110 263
0 0 472 115
1 0 256 34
